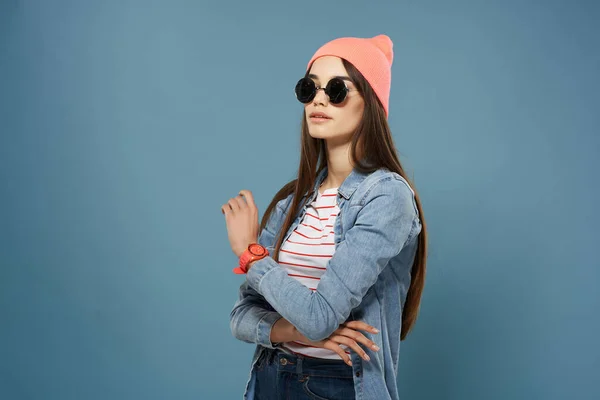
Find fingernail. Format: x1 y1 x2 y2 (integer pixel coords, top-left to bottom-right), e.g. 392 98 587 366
364 354 370 361
372 328 379 333
372 344 380 351
347 360 352 366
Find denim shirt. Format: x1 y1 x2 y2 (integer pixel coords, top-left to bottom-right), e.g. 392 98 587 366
230 165 422 400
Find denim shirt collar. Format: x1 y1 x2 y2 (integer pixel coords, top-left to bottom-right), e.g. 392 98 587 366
304 164 372 204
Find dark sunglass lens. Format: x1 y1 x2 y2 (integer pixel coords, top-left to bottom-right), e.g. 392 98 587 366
295 78 316 103
325 78 348 104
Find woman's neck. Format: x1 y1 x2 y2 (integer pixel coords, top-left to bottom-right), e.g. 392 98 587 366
321 143 354 189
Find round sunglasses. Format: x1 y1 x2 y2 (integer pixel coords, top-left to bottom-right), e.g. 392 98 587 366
294 77 356 105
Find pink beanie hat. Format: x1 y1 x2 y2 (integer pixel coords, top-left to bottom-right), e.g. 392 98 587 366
306 34 394 117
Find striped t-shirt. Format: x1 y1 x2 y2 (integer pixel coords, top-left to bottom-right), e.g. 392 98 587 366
279 185 350 360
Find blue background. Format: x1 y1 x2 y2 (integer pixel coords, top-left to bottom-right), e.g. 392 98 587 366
1 0 598 399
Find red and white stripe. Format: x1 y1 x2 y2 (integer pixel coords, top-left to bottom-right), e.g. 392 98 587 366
279 187 349 360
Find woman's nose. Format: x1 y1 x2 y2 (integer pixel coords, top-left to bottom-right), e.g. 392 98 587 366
313 87 329 105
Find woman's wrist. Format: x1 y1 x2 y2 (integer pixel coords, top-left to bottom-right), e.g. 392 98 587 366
270 317 299 343
246 259 258 271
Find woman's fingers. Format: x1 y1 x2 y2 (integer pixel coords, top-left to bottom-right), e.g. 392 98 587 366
340 321 380 351
308 321 382 366
238 190 255 208
343 320 379 334
227 198 240 213
336 326 380 352
329 335 370 361
321 340 353 366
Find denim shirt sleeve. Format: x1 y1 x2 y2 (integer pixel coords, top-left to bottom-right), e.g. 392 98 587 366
229 281 283 348
229 201 286 349
245 177 418 342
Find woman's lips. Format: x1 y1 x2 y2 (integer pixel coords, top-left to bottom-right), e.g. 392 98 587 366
309 116 332 123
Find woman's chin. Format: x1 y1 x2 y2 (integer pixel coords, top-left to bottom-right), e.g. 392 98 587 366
308 126 335 138
308 131 325 138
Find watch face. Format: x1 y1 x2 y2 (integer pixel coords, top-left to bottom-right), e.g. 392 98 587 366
249 243 266 256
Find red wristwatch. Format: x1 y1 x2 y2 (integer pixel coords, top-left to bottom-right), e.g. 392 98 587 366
233 243 270 274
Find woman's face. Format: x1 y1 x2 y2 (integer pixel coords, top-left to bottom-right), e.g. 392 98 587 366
304 56 364 143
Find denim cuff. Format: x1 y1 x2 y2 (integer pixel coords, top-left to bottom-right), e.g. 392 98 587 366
257 311 283 349
246 256 278 293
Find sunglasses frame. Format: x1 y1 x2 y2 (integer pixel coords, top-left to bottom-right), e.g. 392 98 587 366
294 77 357 105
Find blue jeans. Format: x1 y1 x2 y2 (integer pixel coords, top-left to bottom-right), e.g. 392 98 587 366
254 347 356 399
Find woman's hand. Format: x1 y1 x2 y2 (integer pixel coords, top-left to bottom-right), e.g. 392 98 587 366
296 321 380 366
221 189 259 257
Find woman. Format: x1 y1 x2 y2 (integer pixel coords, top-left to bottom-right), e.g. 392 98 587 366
223 34 427 400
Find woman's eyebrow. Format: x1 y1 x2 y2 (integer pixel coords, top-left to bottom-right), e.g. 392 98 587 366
308 74 352 82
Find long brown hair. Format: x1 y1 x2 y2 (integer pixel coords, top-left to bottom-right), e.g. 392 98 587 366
259 59 427 340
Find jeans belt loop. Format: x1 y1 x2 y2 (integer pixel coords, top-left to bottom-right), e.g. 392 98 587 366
296 355 303 374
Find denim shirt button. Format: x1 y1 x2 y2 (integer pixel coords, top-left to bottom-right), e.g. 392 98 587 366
355 371 361 377
280 358 288 365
